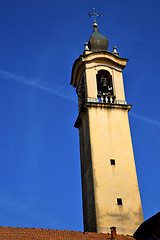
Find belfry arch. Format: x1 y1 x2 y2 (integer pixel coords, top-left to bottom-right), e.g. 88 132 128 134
96 69 114 103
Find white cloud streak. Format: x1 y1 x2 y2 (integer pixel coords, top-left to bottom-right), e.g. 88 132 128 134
0 69 76 102
130 112 160 129
1 69 159 129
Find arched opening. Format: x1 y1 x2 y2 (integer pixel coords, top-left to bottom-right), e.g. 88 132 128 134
96 70 114 103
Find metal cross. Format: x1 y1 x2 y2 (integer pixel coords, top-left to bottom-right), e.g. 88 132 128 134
88 8 102 23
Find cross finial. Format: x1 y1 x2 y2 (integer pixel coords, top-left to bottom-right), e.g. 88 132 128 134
88 8 102 23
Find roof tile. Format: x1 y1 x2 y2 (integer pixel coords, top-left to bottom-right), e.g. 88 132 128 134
0 226 134 240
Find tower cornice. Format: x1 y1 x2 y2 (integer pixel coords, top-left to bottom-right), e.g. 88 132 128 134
70 51 129 87
74 102 132 128
82 51 129 67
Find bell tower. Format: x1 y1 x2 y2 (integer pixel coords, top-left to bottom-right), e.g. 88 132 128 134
70 21 143 235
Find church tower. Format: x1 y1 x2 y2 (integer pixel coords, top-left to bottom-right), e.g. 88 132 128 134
70 20 143 235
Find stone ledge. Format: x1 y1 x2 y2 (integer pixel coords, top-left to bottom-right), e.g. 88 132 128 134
74 102 132 128
85 102 132 110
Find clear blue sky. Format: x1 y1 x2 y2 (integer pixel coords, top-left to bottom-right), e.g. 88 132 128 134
0 0 160 232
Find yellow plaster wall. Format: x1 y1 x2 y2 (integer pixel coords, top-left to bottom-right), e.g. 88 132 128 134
78 112 97 232
112 70 125 101
87 106 143 234
85 67 97 99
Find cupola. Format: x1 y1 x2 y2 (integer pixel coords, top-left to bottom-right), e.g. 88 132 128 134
88 23 109 51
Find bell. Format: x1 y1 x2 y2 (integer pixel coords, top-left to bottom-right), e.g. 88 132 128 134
101 80 108 92
102 81 107 87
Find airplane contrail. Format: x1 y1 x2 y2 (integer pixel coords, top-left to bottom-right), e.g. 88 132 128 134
0 68 159 129
0 69 76 102
130 112 160 129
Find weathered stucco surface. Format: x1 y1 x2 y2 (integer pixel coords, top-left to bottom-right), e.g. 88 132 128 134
88 105 143 234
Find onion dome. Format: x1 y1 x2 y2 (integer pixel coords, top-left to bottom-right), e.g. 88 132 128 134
88 23 109 51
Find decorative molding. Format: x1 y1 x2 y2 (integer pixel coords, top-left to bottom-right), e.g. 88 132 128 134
85 64 122 72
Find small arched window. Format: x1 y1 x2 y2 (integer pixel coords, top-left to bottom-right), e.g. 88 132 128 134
96 70 114 103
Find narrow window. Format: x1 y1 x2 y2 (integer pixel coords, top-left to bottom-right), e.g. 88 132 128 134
110 159 115 165
117 198 122 206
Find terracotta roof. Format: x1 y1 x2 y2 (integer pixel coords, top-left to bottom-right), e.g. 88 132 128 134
0 226 134 240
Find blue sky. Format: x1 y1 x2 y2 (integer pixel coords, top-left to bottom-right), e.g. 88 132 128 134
0 0 160 232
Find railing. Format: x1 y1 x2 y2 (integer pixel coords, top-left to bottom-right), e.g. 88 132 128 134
86 96 127 105
97 93 115 104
